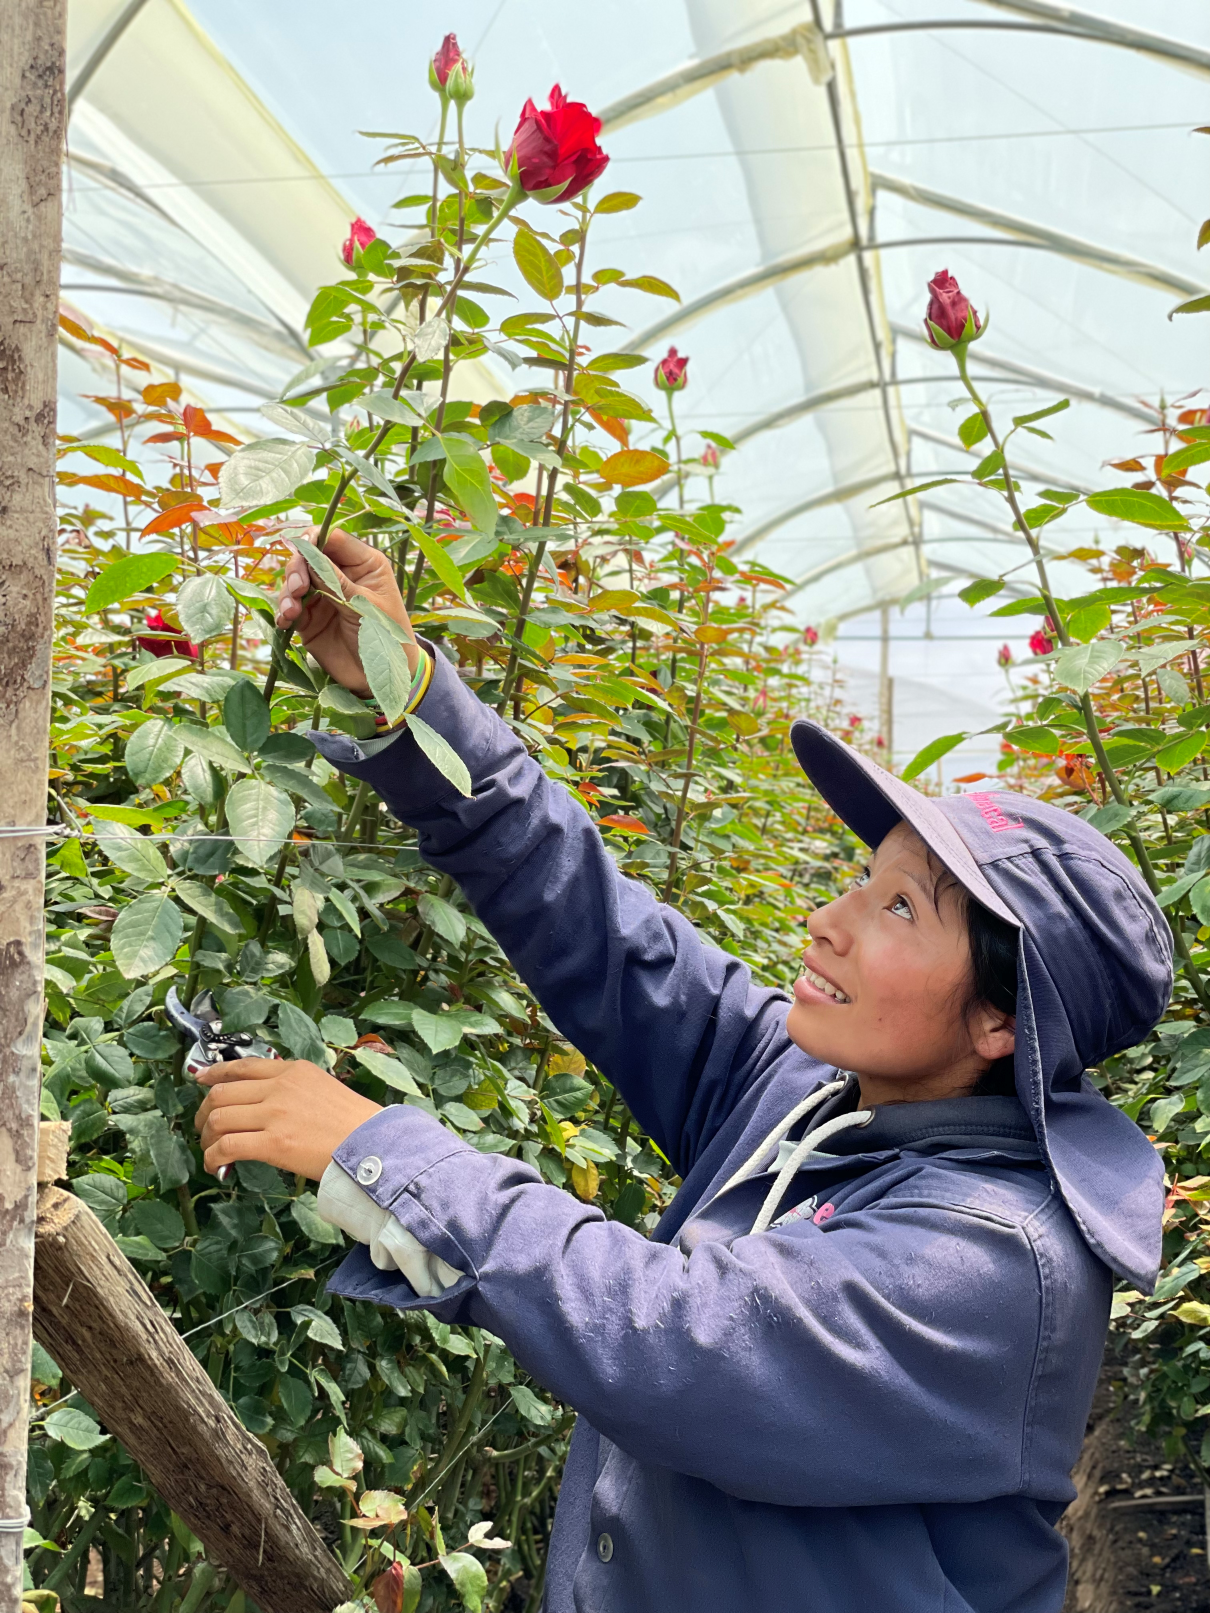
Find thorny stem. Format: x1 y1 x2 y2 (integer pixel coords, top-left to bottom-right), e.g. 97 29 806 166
667 388 684 510
262 176 524 700
499 205 592 709
662 630 710 904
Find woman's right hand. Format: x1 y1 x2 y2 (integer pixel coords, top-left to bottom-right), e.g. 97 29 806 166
274 526 419 697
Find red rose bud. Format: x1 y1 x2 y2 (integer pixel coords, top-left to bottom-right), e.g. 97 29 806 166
924 269 982 348
1029 628 1053 657
701 444 720 469
137 610 198 660
372 1564 403 1613
804 625 820 647
506 85 609 204
654 347 689 392
996 643 1013 669
341 217 377 266
430 34 474 101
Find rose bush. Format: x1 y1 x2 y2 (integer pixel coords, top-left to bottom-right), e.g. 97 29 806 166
30 45 870 1613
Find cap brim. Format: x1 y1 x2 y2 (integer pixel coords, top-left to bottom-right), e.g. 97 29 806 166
790 721 1020 929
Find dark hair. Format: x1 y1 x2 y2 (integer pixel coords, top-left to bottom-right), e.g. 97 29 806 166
927 851 1019 1097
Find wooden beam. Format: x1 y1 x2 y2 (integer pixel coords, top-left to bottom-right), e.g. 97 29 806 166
33 1188 351 1613
0 4 67 1608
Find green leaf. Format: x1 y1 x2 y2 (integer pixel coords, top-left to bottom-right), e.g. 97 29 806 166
292 1192 344 1246
353 1048 423 1096
125 718 185 786
44 1408 108 1451
359 613 414 726
957 412 989 449
176 574 232 642
617 274 680 302
440 1553 487 1613
513 229 563 301
362 388 427 425
508 1384 554 1426
870 478 958 507
958 577 1003 607
1066 602 1110 643
1006 725 1060 755
1012 398 1070 427
593 191 641 214
93 820 167 882
334 443 404 507
411 1007 466 1054
277 1001 326 1064
72 1172 126 1232
1084 802 1135 834
405 521 469 601
1169 293 1210 318
224 777 294 866
441 436 498 538
417 893 467 948
179 723 252 775
223 680 271 752
1158 871 1205 908
1022 503 1069 530
1192 877 1210 928
1151 1094 1187 1136
174 880 244 935
1153 785 1210 812
181 753 222 807
989 596 1049 618
291 1303 343 1351
1135 642 1193 677
219 439 316 507
260 762 334 811
1162 441 1210 476
407 713 472 796
125 655 194 692
292 537 348 599
1085 487 1190 530
1052 640 1125 694
901 731 967 781
84 553 177 614
110 894 184 978
1155 729 1206 774
972 449 1004 481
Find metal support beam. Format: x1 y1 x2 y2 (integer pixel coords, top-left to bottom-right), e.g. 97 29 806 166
597 10 1210 137
871 171 1206 300
890 323 1158 426
731 471 898 557
67 0 152 109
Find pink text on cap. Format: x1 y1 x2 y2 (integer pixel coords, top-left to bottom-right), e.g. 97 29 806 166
967 793 1022 835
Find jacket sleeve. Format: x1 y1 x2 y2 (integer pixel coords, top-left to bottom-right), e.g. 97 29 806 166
309 647 791 1175
328 1103 1069 1510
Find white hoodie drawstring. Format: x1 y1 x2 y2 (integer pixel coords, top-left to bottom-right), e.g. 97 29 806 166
712 1077 849 1201
751 1108 875 1235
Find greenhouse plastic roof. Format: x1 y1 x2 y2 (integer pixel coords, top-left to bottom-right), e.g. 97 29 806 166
59 0 1210 771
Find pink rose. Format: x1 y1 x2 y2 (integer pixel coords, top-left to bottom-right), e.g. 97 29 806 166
341 218 377 266
925 269 981 346
804 625 819 647
654 347 689 392
1029 628 1053 657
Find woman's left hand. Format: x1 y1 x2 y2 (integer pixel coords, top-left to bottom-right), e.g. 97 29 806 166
195 1058 381 1180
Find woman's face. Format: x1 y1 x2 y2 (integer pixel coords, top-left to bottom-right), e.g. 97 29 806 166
785 822 1015 1106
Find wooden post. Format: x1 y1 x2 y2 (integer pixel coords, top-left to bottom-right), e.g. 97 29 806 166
33 1188 351 1613
0 5 67 1611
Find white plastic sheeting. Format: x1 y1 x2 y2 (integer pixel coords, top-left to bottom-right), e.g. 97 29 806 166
58 0 1210 771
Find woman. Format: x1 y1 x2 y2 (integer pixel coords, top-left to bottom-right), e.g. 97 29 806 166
198 531 1172 1612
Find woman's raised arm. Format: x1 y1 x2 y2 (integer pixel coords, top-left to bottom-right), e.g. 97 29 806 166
279 531 791 1173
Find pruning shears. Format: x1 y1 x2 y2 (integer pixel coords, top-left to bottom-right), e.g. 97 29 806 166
165 986 279 1184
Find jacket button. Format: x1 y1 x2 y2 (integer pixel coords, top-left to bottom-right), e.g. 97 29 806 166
596 1532 613 1563
356 1156 383 1186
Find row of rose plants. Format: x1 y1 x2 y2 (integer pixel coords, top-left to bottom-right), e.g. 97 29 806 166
31 40 868 1613
903 269 1210 1468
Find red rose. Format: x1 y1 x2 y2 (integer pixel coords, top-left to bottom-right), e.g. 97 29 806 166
996 643 1013 669
136 610 198 660
430 34 473 101
804 625 819 647
925 269 980 346
654 347 688 392
1029 628 1053 657
506 85 609 204
341 217 377 266
701 444 720 469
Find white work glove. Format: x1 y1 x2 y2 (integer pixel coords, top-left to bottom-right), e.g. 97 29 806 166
316 1162 463 1298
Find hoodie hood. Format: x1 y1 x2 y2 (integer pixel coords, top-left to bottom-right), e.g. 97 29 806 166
790 721 1173 1292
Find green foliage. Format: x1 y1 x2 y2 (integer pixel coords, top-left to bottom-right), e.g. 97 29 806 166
35 89 869 1613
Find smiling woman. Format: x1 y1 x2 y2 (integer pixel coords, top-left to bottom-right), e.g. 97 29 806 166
192 529 1178 1613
